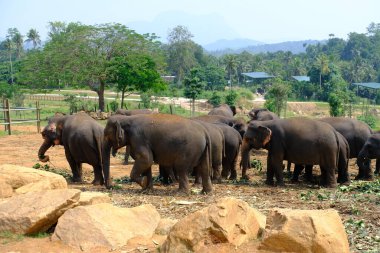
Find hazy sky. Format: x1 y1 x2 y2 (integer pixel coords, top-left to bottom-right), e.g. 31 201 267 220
1 0 380 44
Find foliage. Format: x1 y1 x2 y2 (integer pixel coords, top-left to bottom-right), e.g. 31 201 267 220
357 114 377 129
0 82 17 99
184 68 205 116
140 93 151 108
208 92 222 107
224 90 238 106
32 163 72 180
264 79 290 117
250 159 263 172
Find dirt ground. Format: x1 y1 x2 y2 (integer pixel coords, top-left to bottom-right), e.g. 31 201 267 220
0 125 379 253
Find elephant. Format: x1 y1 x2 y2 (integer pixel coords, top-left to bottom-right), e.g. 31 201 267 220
357 133 380 175
115 109 155 164
208 104 236 118
192 120 225 183
319 117 375 180
248 108 279 121
213 123 242 180
241 118 341 187
192 115 247 138
103 114 213 193
292 131 350 185
38 112 105 185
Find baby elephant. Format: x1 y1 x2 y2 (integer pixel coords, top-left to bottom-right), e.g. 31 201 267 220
357 133 380 176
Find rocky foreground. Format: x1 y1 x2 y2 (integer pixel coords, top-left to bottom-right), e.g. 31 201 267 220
0 164 350 252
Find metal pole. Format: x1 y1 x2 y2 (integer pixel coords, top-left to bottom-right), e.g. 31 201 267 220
5 99 11 135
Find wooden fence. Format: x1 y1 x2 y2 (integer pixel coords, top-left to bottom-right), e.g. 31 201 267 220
0 99 41 135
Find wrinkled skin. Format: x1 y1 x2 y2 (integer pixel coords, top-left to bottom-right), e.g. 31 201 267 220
208 104 236 118
292 131 350 185
248 108 279 121
319 117 375 180
357 134 380 176
114 109 154 164
241 118 340 187
38 113 105 185
192 115 247 138
103 114 213 193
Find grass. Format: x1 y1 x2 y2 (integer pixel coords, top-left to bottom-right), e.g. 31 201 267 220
0 231 24 244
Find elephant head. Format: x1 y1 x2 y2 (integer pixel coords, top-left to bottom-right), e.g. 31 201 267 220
37 116 64 162
357 134 380 169
241 124 272 174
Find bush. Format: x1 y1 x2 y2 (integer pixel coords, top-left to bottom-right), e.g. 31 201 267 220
208 92 222 107
225 91 238 106
357 114 377 128
140 93 151 108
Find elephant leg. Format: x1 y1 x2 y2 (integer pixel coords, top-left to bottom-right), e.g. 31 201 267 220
221 163 230 179
130 158 153 189
304 165 313 182
337 163 350 185
159 166 170 185
355 159 373 180
142 168 153 190
274 165 285 186
65 149 83 182
228 154 238 180
212 164 222 183
286 162 292 172
320 166 337 188
92 165 104 185
375 159 380 175
291 164 304 182
124 145 131 165
177 168 190 194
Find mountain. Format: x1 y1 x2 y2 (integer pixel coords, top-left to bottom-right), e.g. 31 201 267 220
203 39 263 51
207 40 325 56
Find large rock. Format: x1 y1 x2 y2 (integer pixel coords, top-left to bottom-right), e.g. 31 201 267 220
161 197 266 253
155 218 178 235
52 203 161 251
0 164 67 196
0 179 13 198
0 189 80 234
259 208 350 253
78 191 111 206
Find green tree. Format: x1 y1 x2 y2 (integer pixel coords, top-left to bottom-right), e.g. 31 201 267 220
264 79 290 117
184 68 205 116
316 54 330 89
26 28 41 49
223 54 237 90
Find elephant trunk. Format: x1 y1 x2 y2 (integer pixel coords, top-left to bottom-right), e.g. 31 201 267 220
38 139 52 162
103 141 113 189
356 148 373 180
241 138 251 179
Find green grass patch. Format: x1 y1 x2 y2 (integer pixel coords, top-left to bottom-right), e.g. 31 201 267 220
0 231 24 244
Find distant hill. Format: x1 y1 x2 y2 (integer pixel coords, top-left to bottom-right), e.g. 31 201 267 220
207 40 325 56
203 38 263 51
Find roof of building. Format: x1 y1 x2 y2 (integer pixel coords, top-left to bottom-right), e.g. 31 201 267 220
292 76 310 82
353 82 380 89
242 72 275 79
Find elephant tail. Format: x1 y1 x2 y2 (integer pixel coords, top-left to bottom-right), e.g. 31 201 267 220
333 130 340 170
205 131 213 178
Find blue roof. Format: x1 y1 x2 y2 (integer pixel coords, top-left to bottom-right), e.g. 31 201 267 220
242 72 275 79
353 83 380 89
292 76 310 82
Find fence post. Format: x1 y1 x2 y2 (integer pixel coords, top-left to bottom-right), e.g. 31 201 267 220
36 101 41 133
2 99 7 131
5 99 11 135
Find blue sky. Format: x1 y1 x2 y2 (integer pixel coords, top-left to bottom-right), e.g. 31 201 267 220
1 0 380 45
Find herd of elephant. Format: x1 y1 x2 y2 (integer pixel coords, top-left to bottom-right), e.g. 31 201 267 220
37 104 380 194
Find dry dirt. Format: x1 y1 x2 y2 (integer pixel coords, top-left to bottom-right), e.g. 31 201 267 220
0 125 379 253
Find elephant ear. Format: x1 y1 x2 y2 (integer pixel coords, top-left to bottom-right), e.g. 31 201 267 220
258 126 272 146
115 120 124 147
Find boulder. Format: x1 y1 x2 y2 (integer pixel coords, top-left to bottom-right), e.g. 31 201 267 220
0 179 13 198
155 218 178 235
0 189 80 234
78 191 111 206
0 164 67 194
52 203 161 251
161 197 266 253
259 208 350 253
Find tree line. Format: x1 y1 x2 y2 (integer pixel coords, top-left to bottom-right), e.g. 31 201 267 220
1 22 380 115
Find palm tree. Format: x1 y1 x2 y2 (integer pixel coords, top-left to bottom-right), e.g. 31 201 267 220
316 54 330 89
223 54 237 90
4 38 14 84
26 28 41 49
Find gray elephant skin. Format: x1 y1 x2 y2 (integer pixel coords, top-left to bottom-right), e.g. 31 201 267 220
208 104 236 118
103 114 213 193
248 108 279 121
193 115 246 138
38 112 105 185
357 133 380 175
241 118 341 187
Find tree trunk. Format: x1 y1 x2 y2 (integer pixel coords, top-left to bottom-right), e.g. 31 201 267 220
121 89 125 109
192 98 195 117
97 79 106 112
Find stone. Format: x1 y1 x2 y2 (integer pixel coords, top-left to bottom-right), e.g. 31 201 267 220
0 189 81 234
259 208 350 253
78 191 111 206
0 164 67 194
52 203 161 251
0 179 13 198
155 218 178 235
161 197 266 253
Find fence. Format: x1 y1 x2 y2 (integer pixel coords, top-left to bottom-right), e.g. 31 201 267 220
0 99 41 135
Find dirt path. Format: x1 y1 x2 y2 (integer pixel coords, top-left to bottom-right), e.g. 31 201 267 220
0 125 379 252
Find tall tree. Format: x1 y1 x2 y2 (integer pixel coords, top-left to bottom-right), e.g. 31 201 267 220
7 28 23 59
223 54 237 90
26 28 41 49
316 54 330 88
184 68 205 116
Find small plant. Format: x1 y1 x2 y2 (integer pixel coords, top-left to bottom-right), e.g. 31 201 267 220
225 91 238 106
357 114 376 129
250 159 263 172
208 92 222 107
113 176 132 184
0 231 24 244
109 100 119 112
300 190 313 201
32 163 72 180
